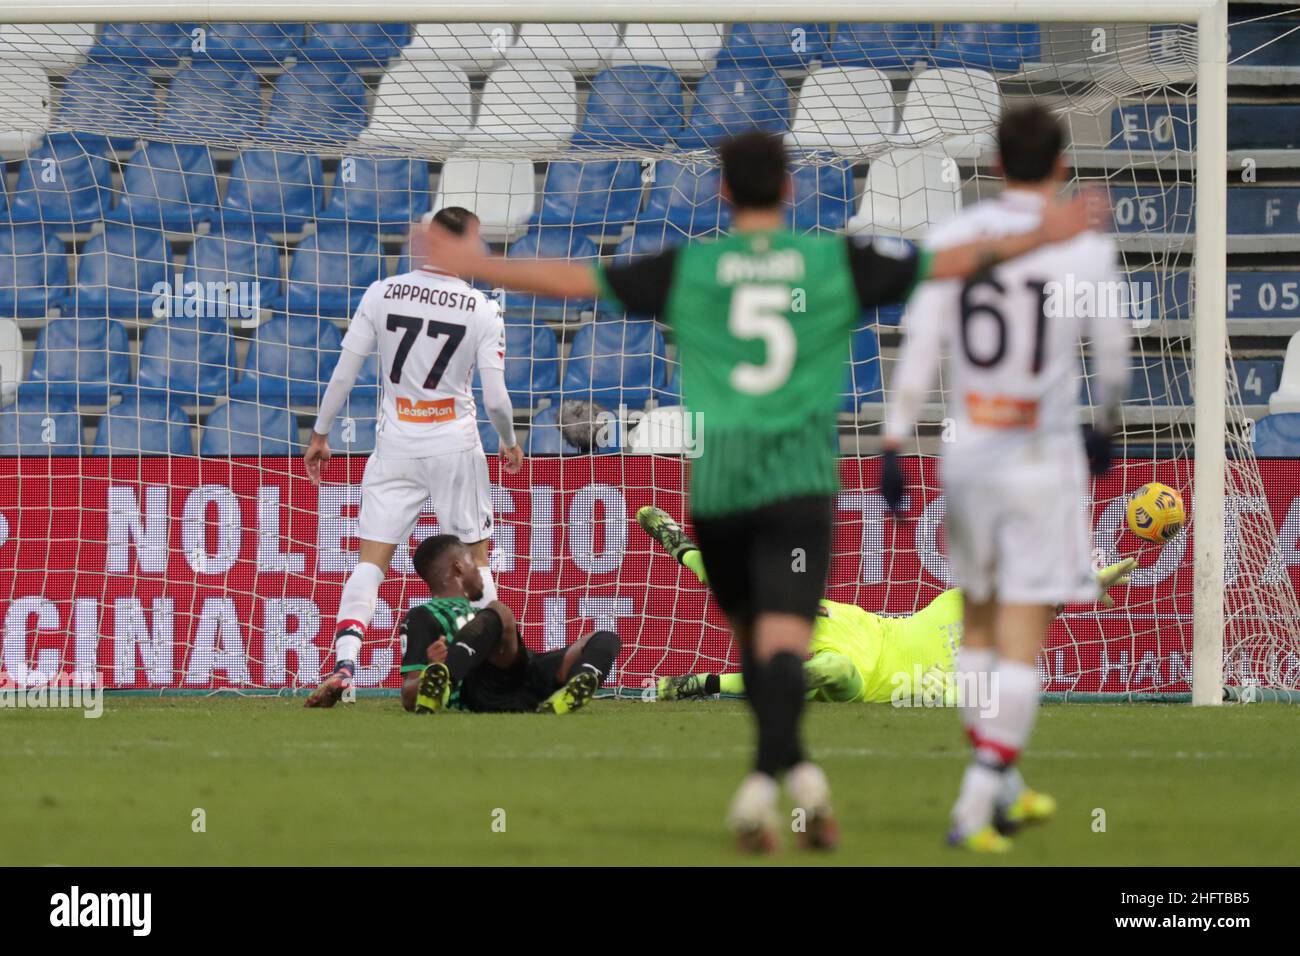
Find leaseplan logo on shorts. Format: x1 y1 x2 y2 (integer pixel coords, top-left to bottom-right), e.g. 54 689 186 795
50 886 151 936
396 397 455 424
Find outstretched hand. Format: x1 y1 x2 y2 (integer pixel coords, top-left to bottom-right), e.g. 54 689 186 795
1040 186 1110 245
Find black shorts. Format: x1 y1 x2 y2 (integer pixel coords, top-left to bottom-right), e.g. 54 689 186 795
692 494 833 627
458 645 567 713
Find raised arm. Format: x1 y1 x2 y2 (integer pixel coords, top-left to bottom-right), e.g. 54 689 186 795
419 223 598 299
926 188 1106 282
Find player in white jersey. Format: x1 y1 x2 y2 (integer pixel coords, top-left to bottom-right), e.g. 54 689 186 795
881 106 1130 852
302 207 524 708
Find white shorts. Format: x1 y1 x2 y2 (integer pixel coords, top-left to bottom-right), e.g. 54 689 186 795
357 448 494 546
941 453 1096 606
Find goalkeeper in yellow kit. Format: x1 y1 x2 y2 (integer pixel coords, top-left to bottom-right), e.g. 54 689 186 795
640 505 1134 831
642 505 1133 705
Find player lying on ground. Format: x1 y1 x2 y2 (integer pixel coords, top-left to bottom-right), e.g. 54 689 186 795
643 506 1134 705
399 534 621 714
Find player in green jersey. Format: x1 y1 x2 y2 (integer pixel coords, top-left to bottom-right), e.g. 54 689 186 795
399 534 621 715
421 130 1101 853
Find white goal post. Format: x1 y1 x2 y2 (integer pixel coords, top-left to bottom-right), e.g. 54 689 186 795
0 0 1261 705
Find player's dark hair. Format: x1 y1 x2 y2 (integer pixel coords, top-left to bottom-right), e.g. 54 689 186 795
997 104 1065 184
432 206 479 236
412 534 466 586
718 130 789 210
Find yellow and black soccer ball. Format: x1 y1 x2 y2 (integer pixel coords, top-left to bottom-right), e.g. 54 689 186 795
1126 482 1186 543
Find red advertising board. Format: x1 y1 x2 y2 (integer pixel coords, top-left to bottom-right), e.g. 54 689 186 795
1 456 1298 693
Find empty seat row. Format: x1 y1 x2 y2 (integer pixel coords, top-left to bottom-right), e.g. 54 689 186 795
2 56 1001 159
3 22 1039 73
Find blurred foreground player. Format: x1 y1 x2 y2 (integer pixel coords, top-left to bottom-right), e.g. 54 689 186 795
399 534 621 714
421 130 1100 853
882 105 1130 852
642 505 1135 835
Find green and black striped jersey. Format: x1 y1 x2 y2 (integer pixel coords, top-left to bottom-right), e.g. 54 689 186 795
399 596 478 674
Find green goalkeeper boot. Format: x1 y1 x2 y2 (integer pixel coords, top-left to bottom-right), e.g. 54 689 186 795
656 673 711 701
637 506 708 584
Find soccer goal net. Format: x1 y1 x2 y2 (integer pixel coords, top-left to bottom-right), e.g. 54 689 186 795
0 3 1297 702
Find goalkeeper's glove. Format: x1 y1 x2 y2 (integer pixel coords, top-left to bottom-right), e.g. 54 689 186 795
1082 425 1114 478
880 448 906 513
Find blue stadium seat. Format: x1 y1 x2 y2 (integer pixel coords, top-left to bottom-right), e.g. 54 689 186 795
264 62 367 146
720 23 829 69
503 228 600 322
136 314 235 400
825 22 932 68
92 394 194 455
7 134 114 226
0 225 69 318
638 159 731 237
285 226 383 318
0 394 81 455
1235 358 1282 405
562 317 668 409
571 66 685 149
180 225 284 318
318 157 432 230
533 156 644 233
504 322 561 408
192 23 304 63
300 23 410 64
200 400 298 455
72 223 170 318
930 23 1041 72
163 62 263 145
788 152 853 231
653 361 682 405
55 61 155 147
221 150 325 230
842 326 883 412
677 64 791 149
23 317 131 402
91 23 194 66
1253 413 1300 458
107 141 219 231
525 404 579 455
231 314 343 406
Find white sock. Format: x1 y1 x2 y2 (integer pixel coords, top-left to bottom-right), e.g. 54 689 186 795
335 560 385 663
474 564 497 608
951 762 1004 836
979 660 1041 760
951 657 1038 836
955 646 996 738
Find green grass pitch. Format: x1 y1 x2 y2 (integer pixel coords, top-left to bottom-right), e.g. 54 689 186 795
6 697 1298 866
